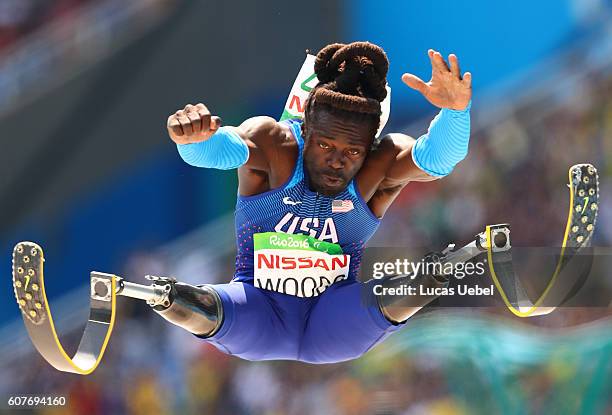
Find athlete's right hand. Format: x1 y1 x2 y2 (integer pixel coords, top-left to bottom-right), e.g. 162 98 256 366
167 103 222 144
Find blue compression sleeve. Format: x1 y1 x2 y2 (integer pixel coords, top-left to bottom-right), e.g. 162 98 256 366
411 101 471 177
176 127 249 170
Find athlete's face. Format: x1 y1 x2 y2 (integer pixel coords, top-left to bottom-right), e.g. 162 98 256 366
302 113 375 196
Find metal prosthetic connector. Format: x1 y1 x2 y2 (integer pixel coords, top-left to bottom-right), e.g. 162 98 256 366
143 276 223 337
377 225 511 324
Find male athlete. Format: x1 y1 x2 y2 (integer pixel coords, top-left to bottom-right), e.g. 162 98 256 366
155 42 472 363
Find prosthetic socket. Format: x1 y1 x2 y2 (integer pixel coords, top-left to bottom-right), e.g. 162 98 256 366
150 280 223 337
377 252 450 323
149 264 446 333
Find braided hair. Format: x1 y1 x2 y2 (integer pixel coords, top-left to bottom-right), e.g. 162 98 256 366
304 41 389 146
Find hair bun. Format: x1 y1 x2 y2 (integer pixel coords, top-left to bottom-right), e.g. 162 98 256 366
314 41 388 102
314 43 345 83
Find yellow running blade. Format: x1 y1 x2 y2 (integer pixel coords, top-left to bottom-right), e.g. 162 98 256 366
486 163 599 317
12 242 117 375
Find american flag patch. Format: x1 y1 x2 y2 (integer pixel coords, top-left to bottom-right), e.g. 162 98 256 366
332 199 354 213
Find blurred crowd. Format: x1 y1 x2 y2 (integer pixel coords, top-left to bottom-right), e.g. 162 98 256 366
0 0 93 52
377 66 612 250
1 54 611 415
0 0 170 113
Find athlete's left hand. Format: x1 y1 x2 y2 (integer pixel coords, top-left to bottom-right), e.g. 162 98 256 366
402 50 471 110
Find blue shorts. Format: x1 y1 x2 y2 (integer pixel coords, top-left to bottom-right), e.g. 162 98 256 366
197 279 406 363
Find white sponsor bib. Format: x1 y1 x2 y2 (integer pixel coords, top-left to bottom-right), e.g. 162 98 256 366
253 232 350 298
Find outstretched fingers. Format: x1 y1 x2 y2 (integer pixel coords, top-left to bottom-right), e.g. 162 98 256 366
402 73 428 94
412 50 472 109
429 49 450 73
449 54 461 79
462 71 472 88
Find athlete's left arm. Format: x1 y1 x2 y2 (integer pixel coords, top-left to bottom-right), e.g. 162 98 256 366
358 51 472 216
384 50 473 184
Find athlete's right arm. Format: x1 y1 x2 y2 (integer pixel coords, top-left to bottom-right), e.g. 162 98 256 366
167 103 296 195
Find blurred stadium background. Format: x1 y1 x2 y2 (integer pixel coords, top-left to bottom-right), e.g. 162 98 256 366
0 0 611 414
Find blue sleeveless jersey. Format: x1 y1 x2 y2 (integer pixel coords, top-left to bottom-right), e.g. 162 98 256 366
233 119 381 293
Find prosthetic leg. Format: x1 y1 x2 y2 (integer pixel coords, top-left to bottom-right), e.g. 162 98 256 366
12 232 502 374
118 275 223 337
378 163 599 322
10 165 598 374
11 243 223 375
377 224 511 323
